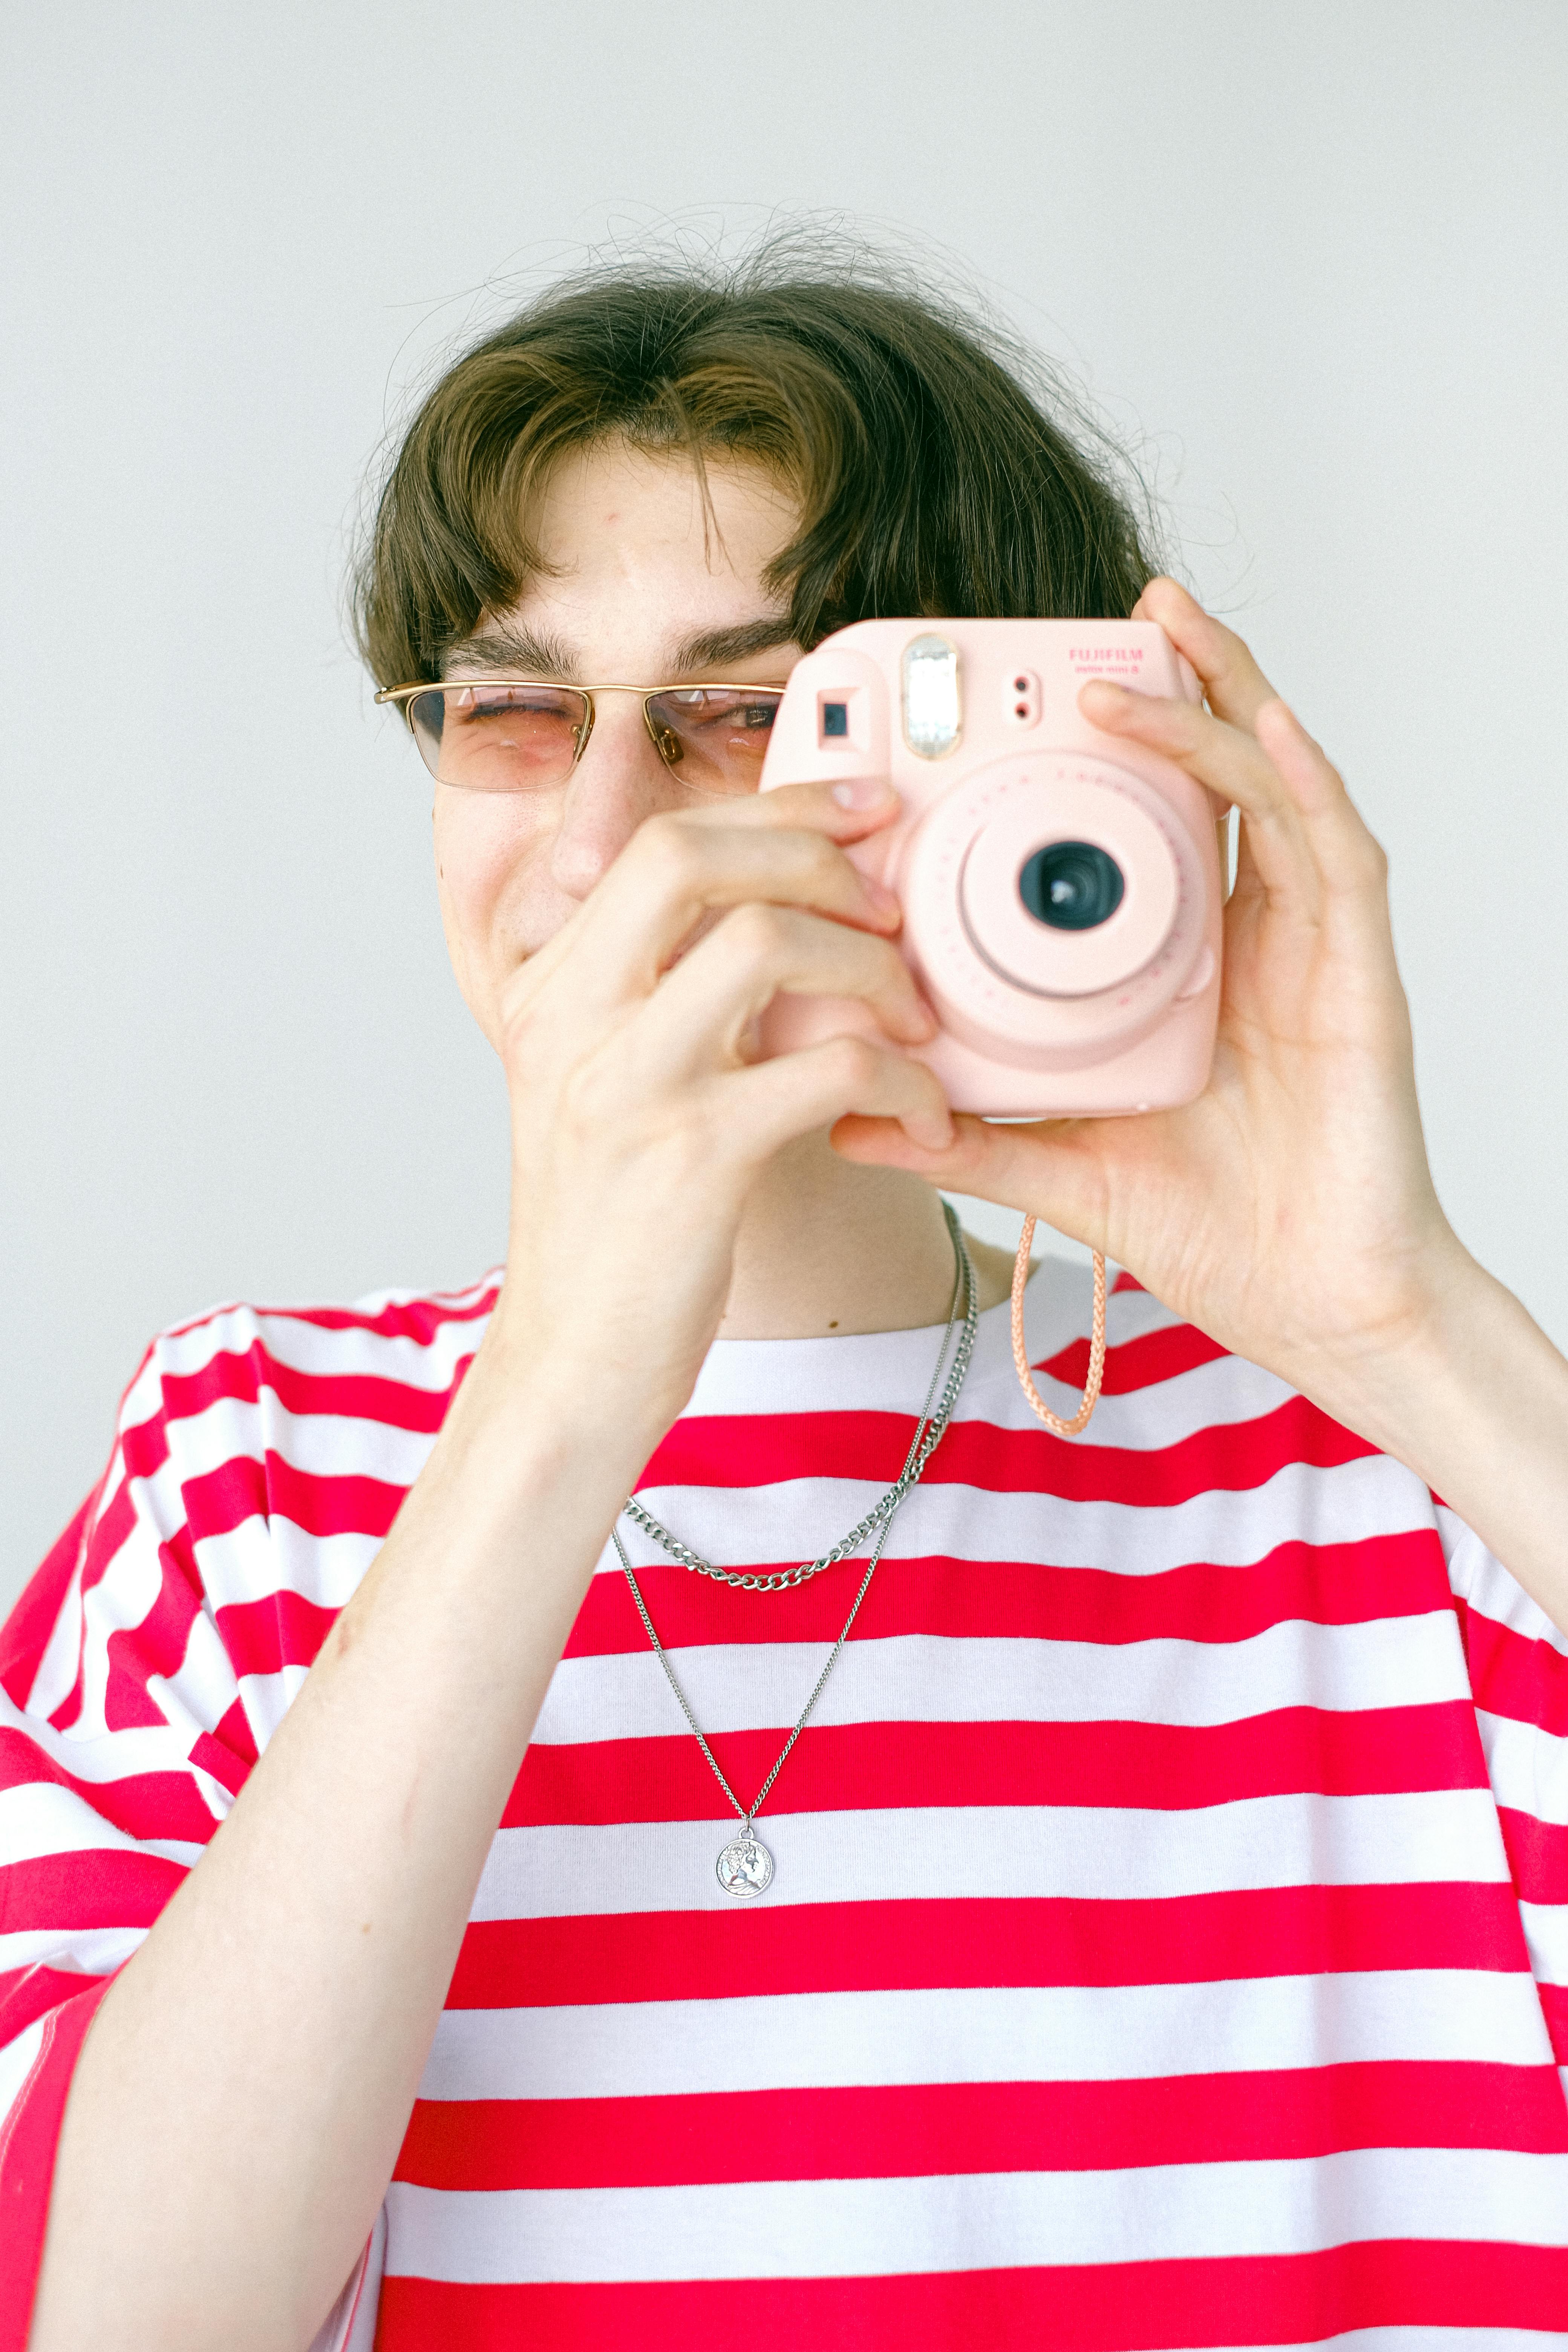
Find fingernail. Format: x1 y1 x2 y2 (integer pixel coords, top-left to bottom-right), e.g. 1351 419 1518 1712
833 776 896 808
864 876 901 919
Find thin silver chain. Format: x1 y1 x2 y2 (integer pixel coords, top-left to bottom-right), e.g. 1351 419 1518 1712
611 1204 976 1833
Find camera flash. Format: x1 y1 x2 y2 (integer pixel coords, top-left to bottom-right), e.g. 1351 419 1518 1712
901 633 962 760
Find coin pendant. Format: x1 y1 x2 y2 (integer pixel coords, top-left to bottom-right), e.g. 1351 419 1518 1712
716 1830 775 1899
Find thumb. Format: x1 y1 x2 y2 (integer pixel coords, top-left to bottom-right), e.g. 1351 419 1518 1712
831 1112 1112 1253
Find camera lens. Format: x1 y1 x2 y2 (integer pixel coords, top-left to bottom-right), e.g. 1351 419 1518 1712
1018 841 1125 931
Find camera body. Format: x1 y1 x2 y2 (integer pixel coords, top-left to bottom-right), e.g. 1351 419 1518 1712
756 618 1225 1115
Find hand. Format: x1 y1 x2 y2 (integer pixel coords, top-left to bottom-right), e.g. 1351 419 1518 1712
482 779 952 1441
834 577 1468 1416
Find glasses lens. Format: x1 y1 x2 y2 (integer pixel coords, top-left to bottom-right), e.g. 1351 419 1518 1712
406 684 586 790
645 688 782 793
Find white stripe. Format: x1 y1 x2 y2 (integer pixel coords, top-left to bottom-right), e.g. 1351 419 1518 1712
968 1348 1298 1443
1151 2339 1568 2352
472 1792 1508 1922
0 1688 208 1786
151 1289 495 1389
1477 1705 1568 1821
381 2146 1568 2284
421 1971 1550 2101
0 1928 146 1976
21 1518 94 1721
236 1663 311 1743
614 1449 1436 1582
66 1482 171 1744
0 2014 46 2124
1517 1898 1568 1988
1441 1510 1568 1656
0 1782 202 1871
164 1389 437 1491
534 1616 1467 1745
196 1517 381 1614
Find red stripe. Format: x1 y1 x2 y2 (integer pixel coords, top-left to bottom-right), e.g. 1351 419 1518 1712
637 1393 1376 1507
0 1848 184 1935
0 1963 112 2047
215 1590 340 1680
503 1703 1488 1829
0 1496 93 1711
118 1410 172 1485
0 1729 219 1847
1499 1805 1568 1906
444 1883 1530 2009
103 1531 204 1734
0 1976 119 2352
158 1342 465 1437
101 1395 1392 1588
1038 1319 1230 1397
563 1530 1454 1658
179 1450 406 1544
44 1486 137 1732
1464 1601 1568 1738
159 1282 498 1345
374 2243 1568 2351
395 2060 1568 2191
212 1693 259 1770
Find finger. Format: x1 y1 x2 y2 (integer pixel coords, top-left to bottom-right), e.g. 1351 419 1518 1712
641 900 936 1074
539 795 908 1024
1129 576 1285 732
1252 697 1392 917
1080 673 1389 919
832 1111 1109 1246
1077 680 1315 904
723 1032 954 1158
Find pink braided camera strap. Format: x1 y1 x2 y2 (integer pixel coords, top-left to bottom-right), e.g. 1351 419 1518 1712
1010 1221 1107 1436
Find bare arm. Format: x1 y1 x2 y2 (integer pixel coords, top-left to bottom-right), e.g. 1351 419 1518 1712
28 778 949 2352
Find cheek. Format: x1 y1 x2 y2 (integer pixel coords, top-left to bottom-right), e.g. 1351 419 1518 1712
432 795 552 1019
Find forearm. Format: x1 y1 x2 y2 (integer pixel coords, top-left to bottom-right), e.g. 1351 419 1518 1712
29 1335 646 2352
1300 1246 1568 1640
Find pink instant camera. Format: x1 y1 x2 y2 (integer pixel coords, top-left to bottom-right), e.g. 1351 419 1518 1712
757 619 1225 1116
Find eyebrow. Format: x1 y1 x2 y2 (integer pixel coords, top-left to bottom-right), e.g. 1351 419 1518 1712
670 616 796 673
443 622 577 678
442 614 796 683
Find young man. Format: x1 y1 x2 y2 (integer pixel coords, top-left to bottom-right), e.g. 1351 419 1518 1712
6 262 1568 2351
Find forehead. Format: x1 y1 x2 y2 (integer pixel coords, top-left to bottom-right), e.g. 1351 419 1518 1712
529 438 798 571
475 440 801 679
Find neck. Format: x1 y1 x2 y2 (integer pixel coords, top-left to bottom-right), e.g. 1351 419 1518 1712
715 1136 1015 1340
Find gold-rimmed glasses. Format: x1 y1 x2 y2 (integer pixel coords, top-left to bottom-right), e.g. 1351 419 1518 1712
374 678 788 796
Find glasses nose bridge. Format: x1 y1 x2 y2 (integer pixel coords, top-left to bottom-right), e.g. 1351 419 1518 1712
564 684 684 781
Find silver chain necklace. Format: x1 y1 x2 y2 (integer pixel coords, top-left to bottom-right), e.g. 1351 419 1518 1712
611 1202 977 1899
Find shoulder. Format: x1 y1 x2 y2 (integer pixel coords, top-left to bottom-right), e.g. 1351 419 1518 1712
14 1269 507 1742
103 1265 501 1577
129 1268 503 1449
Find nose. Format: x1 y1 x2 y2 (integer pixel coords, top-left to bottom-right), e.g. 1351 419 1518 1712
547 695 675 903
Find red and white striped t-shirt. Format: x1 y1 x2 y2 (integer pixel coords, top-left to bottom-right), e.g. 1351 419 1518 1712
3 1256 1567 2349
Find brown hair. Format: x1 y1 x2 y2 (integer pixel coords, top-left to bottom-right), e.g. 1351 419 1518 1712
352 239 1168 686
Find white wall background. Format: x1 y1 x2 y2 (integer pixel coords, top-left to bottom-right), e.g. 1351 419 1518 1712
2 1 1564 1610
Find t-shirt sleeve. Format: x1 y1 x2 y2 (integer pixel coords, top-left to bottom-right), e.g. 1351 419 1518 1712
1440 1504 1568 2069
0 1343 258 2352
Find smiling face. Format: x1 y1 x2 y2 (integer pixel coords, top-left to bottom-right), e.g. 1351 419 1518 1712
430 439 805 1048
